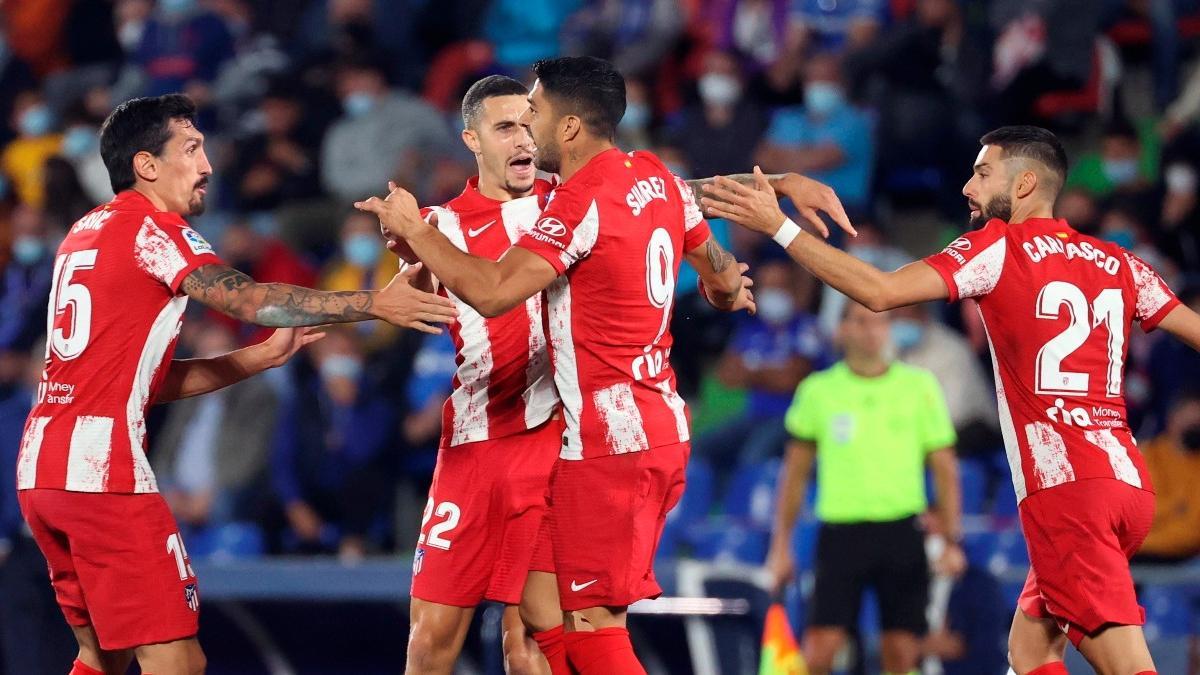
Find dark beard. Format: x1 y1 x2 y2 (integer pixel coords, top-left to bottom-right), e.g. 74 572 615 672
188 195 207 216
970 193 1012 229
534 142 561 174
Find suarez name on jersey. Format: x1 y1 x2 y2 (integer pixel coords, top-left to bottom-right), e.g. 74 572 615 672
16 190 224 494
924 217 1179 501
420 177 559 448
516 149 710 460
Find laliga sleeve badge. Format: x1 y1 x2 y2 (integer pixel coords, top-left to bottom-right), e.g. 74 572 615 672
181 227 214 256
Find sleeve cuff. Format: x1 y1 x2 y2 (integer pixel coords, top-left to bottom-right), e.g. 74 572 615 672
923 258 960 303
516 238 568 275
1142 296 1182 332
684 221 712 253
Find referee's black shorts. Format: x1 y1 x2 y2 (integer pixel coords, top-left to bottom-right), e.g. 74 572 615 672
808 514 929 634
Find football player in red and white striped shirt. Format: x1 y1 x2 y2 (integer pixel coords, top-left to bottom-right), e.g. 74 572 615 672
359 57 850 675
16 94 455 675
702 126 1200 675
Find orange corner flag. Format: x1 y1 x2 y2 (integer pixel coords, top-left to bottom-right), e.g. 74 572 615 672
759 603 808 675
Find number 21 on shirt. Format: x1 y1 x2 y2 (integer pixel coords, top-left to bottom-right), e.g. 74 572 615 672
1035 281 1124 397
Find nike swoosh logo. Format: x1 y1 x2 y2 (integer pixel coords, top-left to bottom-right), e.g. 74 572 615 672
570 579 598 592
467 220 497 237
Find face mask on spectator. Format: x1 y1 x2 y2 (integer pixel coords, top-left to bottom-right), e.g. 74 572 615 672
320 354 363 382
159 0 197 17
1182 424 1200 452
343 92 376 119
1102 229 1135 250
343 233 381 268
805 82 845 117
756 289 795 325
12 236 46 265
19 105 53 137
698 74 741 107
61 126 98 159
118 21 146 51
1102 158 1139 187
620 102 650 132
891 318 924 351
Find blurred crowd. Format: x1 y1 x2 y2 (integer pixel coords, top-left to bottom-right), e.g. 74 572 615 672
0 1 1199 665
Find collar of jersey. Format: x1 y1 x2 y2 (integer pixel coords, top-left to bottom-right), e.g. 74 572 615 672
1005 216 1073 232
110 189 179 220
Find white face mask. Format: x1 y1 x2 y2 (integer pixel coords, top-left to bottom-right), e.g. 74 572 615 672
756 289 795 325
698 73 741 107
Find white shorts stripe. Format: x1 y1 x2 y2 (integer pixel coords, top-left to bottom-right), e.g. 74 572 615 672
65 416 115 492
16 416 50 490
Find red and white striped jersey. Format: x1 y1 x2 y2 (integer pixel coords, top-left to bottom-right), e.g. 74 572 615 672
516 149 711 460
924 217 1180 502
17 190 224 494
422 177 559 447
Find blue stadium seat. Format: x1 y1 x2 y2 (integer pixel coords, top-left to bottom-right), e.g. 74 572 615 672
724 459 781 527
1141 586 1195 638
790 518 820 570
958 458 989 514
690 519 770 564
185 522 265 560
668 456 715 527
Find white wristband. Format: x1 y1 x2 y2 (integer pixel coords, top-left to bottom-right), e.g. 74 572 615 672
772 218 801 248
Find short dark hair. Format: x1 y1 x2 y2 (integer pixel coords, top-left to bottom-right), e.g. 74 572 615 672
99 94 197 193
531 56 625 140
979 125 1069 195
461 75 529 130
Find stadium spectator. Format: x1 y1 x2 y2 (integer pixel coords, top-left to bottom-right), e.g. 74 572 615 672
755 52 874 212
671 50 769 181
766 302 963 675
922 561 1009 674
562 0 685 78
616 77 653 151
893 302 1001 458
0 205 53 353
57 104 111 205
131 0 236 103
41 156 93 234
789 0 886 54
2 90 62 208
152 323 281 531
693 253 829 471
482 0 581 71
320 210 404 353
1143 286 1200 431
1133 392 1200 563
1065 119 1160 207
320 54 457 203
696 0 794 69
270 329 398 559
816 219 912 336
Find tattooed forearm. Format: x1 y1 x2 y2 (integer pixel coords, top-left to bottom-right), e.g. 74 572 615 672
705 239 735 274
684 173 786 206
182 265 377 326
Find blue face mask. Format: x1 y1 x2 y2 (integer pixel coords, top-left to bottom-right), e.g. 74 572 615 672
19 105 53 137
620 102 651 132
159 0 197 16
60 126 98 159
804 82 845 117
320 354 363 382
891 318 924 351
343 92 376 119
1102 159 1140 187
12 237 46 265
343 233 381 268
1103 229 1136 250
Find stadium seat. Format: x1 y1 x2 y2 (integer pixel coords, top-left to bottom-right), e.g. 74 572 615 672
790 518 820 571
1141 586 1195 638
186 522 266 561
723 459 781 527
668 456 715 527
959 458 989 514
690 520 770 564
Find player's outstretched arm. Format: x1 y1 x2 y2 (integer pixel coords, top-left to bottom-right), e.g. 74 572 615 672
684 172 856 238
357 184 558 318
155 327 324 403
1157 303 1200 351
181 263 457 332
701 167 948 311
685 236 756 314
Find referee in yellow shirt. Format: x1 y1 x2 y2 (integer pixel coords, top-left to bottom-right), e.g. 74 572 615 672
765 302 965 675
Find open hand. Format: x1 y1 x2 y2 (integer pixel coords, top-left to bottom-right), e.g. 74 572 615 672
356 181 425 241
260 326 326 368
373 263 457 333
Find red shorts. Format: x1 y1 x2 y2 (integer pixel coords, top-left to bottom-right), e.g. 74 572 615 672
1017 478 1154 646
549 442 688 611
410 418 561 607
17 489 200 651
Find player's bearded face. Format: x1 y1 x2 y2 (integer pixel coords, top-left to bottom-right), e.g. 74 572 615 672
475 95 537 196
162 119 210 216
968 190 1012 229
522 81 561 174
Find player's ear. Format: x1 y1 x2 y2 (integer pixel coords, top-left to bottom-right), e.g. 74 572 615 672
132 150 157 183
462 128 481 155
561 115 582 144
1015 169 1038 199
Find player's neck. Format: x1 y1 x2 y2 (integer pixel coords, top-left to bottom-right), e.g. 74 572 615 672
558 139 615 182
132 185 172 213
1009 200 1054 224
846 355 890 378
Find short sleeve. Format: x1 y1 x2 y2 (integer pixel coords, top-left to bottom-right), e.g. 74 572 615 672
1124 251 1181 331
133 215 224 294
914 370 957 453
784 376 819 441
922 220 1009 302
516 185 599 275
672 174 712 252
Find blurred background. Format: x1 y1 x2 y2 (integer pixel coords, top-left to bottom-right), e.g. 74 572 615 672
2 0 1200 673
